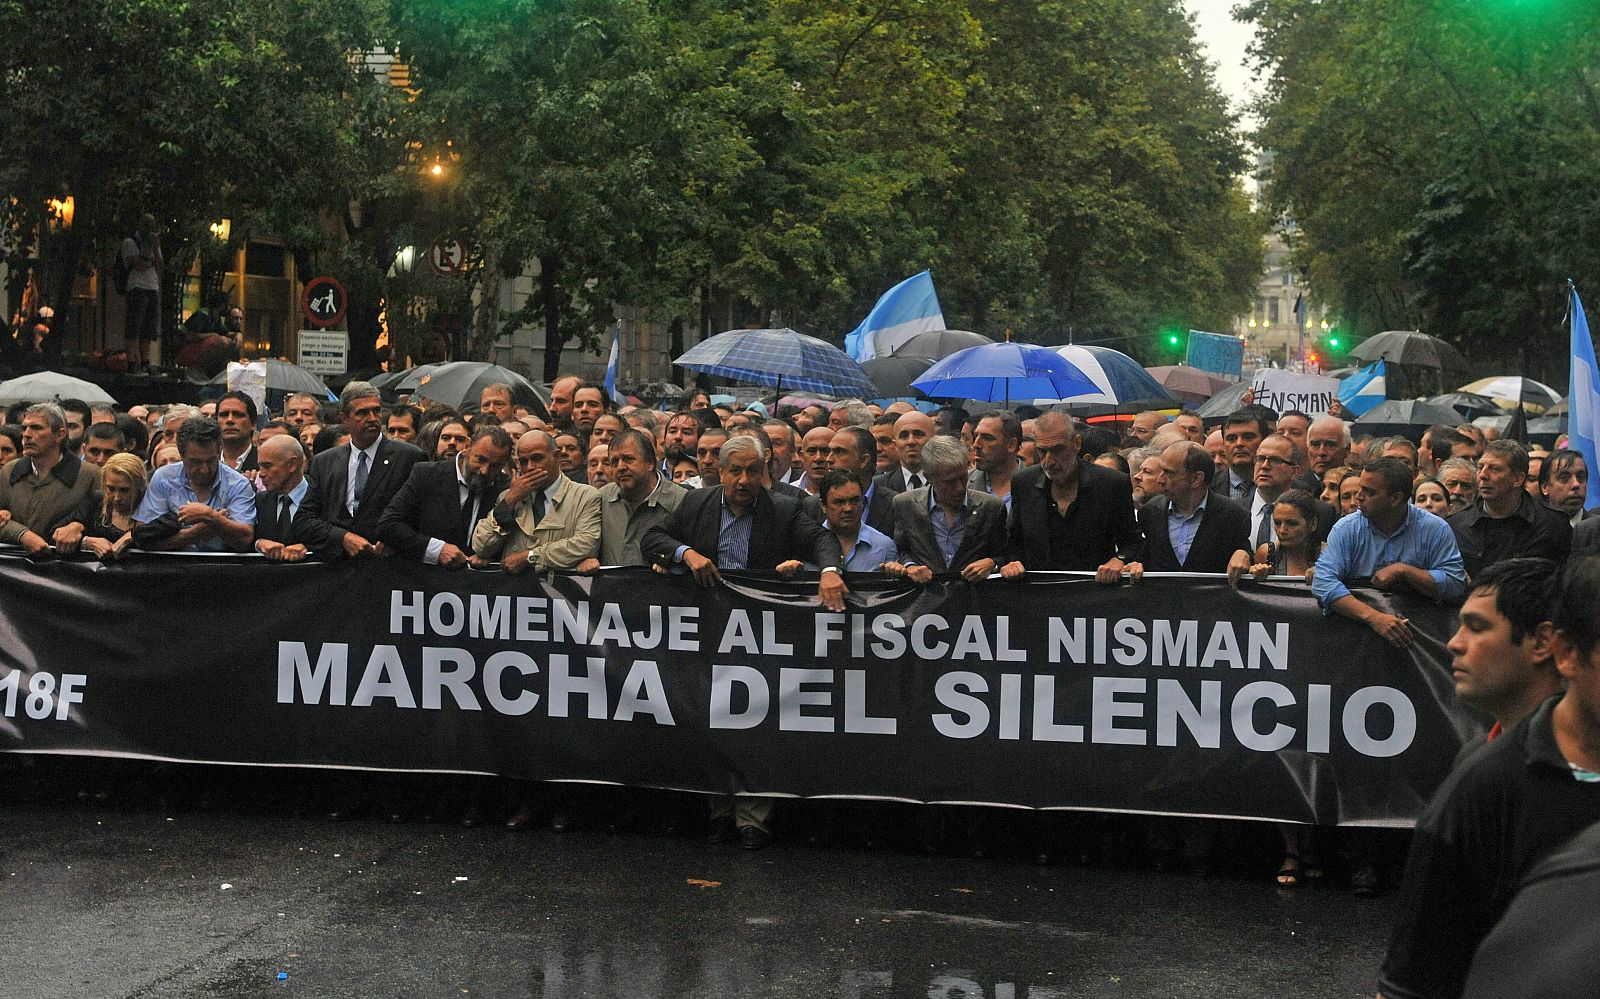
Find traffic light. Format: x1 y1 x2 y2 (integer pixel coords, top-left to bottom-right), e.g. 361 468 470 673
1159 326 1185 355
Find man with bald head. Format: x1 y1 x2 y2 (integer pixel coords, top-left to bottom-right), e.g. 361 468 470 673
796 424 834 494
547 374 581 429
253 435 310 561
1127 411 1166 445
1306 415 1350 478
877 411 935 493
472 429 602 574
1173 413 1205 444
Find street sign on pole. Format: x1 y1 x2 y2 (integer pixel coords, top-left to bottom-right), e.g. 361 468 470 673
301 276 348 328
428 239 467 277
297 329 349 376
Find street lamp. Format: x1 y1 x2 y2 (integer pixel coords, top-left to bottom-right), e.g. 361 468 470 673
209 219 231 242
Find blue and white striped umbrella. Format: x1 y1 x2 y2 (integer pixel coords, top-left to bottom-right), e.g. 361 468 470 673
674 328 877 397
1031 345 1174 406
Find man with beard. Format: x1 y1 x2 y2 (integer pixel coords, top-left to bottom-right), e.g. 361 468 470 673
661 411 701 476
1438 457 1479 514
379 425 513 568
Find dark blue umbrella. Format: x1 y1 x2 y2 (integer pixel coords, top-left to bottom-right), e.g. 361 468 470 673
674 328 877 397
912 341 1098 404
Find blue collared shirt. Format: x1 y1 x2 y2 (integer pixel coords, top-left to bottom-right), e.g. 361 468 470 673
716 499 753 570
1312 503 1468 612
135 462 258 552
809 522 897 571
929 489 968 567
1167 495 1207 565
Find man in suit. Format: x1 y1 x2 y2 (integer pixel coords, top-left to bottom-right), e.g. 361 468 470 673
884 435 1021 583
1008 412 1142 580
801 425 896 536
216 391 260 479
642 435 848 610
293 381 426 559
639 433 847 849
379 425 513 567
1248 432 1338 549
1125 442 1251 578
874 411 935 494
728 425 806 500
1211 409 1266 504
253 434 310 562
968 410 1023 514
470 429 601 573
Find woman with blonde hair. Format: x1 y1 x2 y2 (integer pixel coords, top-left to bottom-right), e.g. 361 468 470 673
83 453 148 560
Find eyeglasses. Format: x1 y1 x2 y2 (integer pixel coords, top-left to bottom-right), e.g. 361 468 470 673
1253 454 1292 467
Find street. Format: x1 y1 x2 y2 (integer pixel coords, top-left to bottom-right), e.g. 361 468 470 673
0 774 1396 998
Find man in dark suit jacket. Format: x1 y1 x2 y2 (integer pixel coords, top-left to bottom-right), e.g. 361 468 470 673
1210 409 1266 504
872 411 935 495
252 434 310 561
1008 412 1142 580
292 382 425 558
378 425 512 567
884 435 1020 583
641 435 847 612
801 425 898 535
1127 442 1252 577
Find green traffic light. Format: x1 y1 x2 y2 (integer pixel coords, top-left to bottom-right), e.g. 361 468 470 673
1327 336 1341 349
1168 334 1180 346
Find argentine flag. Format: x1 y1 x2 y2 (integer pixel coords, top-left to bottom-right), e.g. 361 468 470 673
603 325 625 405
1569 283 1600 507
844 271 945 362
1338 360 1387 418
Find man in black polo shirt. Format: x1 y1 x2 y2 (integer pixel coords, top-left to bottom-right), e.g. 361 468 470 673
1447 439 1570 578
1377 554 1600 999
1006 411 1141 579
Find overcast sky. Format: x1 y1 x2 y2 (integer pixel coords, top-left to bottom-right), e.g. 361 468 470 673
1185 0 1262 124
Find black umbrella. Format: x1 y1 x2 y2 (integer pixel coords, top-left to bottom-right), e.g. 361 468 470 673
402 361 550 417
887 329 991 358
860 354 937 399
1351 399 1463 442
1348 330 1470 373
1192 378 1252 420
1528 413 1567 448
1426 391 1503 421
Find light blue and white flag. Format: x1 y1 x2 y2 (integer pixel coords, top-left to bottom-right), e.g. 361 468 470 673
1338 359 1387 418
1568 282 1600 507
844 271 945 362
603 325 626 405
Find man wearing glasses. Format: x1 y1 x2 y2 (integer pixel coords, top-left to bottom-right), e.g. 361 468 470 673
1248 433 1338 548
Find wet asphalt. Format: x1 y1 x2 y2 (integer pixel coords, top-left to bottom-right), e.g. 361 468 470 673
0 769 1398 999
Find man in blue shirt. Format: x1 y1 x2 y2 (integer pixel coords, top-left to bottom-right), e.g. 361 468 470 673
1312 456 1467 646
133 417 256 552
784 470 896 573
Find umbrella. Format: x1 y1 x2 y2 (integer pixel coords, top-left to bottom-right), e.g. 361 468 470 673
392 362 450 394
1143 365 1236 404
403 361 550 416
1426 391 1504 422
674 328 877 397
886 329 991 359
1031 346 1174 407
208 359 331 396
1192 378 1253 421
1351 399 1463 442
370 368 414 393
0 371 116 405
912 342 1098 404
861 355 938 399
1456 376 1561 412
1528 413 1567 448
1348 330 1469 373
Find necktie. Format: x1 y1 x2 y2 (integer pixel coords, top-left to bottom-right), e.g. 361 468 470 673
909 473 924 490
351 450 370 512
1255 506 1272 548
532 490 547 524
278 495 292 538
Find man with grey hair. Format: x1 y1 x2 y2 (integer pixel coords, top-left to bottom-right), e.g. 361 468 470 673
294 381 425 558
0 402 100 556
1448 439 1571 577
884 434 1020 583
1008 411 1142 579
640 433 847 850
1438 456 1479 514
253 433 310 560
828 399 873 430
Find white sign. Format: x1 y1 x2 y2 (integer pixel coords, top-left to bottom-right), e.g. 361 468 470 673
297 329 349 376
1249 369 1339 418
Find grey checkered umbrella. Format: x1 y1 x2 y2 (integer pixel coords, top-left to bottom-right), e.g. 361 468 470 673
674 328 877 397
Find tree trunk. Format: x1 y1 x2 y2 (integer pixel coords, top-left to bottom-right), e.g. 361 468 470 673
668 316 684 387
541 255 564 383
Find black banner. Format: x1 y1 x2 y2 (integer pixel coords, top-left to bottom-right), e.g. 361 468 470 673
0 554 1480 826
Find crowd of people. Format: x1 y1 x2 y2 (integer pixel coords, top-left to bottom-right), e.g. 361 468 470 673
3 372 1599 996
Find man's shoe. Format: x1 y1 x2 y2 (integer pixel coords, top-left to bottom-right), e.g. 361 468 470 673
504 806 533 832
549 810 575 834
739 826 772 851
707 817 737 845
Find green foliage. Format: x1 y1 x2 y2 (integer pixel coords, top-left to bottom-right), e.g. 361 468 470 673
1246 0 1600 380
